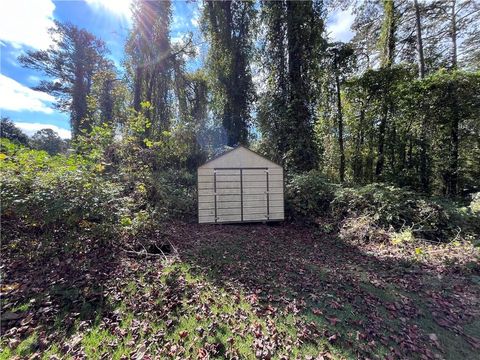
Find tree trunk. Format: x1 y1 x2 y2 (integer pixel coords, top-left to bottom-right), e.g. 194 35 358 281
381 0 396 68
335 72 345 182
447 83 460 196
285 0 316 171
376 104 388 178
414 0 430 191
413 0 425 78
376 0 396 179
353 106 365 182
133 66 142 112
451 0 458 68
446 1 459 196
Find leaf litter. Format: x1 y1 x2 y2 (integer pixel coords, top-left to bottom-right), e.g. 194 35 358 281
1 221 479 359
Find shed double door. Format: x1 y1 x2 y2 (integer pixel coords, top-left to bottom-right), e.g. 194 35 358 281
214 168 270 223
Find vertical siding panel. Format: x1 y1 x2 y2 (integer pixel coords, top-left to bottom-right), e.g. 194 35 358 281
197 146 284 224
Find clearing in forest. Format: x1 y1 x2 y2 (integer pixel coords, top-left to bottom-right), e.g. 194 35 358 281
1 223 479 359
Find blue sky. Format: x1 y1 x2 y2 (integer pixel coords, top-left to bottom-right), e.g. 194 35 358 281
0 0 352 139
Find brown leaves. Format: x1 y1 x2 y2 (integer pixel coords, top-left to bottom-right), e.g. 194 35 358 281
465 334 480 350
197 347 210 360
327 333 338 343
2 221 480 359
312 308 323 316
2 312 23 321
134 344 147 360
325 316 339 326
428 333 441 349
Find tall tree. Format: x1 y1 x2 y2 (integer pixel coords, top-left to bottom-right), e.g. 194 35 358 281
257 0 289 164
30 129 66 155
126 0 173 139
285 0 325 171
202 0 256 147
375 0 397 178
414 0 426 78
88 68 129 127
327 43 355 182
424 0 479 194
259 0 325 171
19 21 110 138
412 0 431 192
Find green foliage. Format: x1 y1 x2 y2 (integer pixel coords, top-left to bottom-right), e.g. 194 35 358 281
150 170 196 220
470 193 480 214
285 170 336 220
202 0 256 146
0 139 121 237
125 0 173 138
258 0 325 171
18 20 112 138
30 128 67 155
334 185 439 228
332 183 479 241
391 228 415 245
0 130 197 247
285 173 478 242
74 122 115 162
0 118 29 146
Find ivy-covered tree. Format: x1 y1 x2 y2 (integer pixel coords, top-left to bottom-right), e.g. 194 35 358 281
258 0 325 171
202 0 256 147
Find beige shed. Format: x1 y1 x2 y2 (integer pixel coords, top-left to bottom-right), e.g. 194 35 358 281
197 146 284 224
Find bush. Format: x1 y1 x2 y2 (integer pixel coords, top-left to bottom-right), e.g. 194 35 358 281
339 215 389 243
284 174 479 242
1 139 123 240
332 184 445 226
331 183 480 242
285 170 336 220
150 169 196 220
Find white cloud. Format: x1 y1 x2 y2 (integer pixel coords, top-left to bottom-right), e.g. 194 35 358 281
0 74 54 114
14 122 71 139
191 8 200 27
85 0 133 18
171 35 183 45
28 75 41 83
327 8 355 43
0 0 55 49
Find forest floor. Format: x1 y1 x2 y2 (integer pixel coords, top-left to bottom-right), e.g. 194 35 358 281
1 222 480 359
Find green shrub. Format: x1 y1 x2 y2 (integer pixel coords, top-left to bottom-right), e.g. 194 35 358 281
339 215 389 243
1 139 122 240
331 183 478 241
283 173 478 242
285 170 336 220
150 169 196 220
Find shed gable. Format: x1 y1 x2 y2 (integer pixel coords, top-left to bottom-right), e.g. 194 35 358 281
199 146 280 169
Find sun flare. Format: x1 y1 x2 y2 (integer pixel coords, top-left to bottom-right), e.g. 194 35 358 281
86 0 133 18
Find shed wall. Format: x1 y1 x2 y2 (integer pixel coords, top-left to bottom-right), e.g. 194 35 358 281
197 147 284 224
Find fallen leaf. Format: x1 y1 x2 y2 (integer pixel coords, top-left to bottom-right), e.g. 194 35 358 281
2 312 23 321
135 344 147 360
327 334 337 343
326 316 339 326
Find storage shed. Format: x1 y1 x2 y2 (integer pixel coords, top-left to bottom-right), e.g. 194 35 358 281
197 146 284 224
